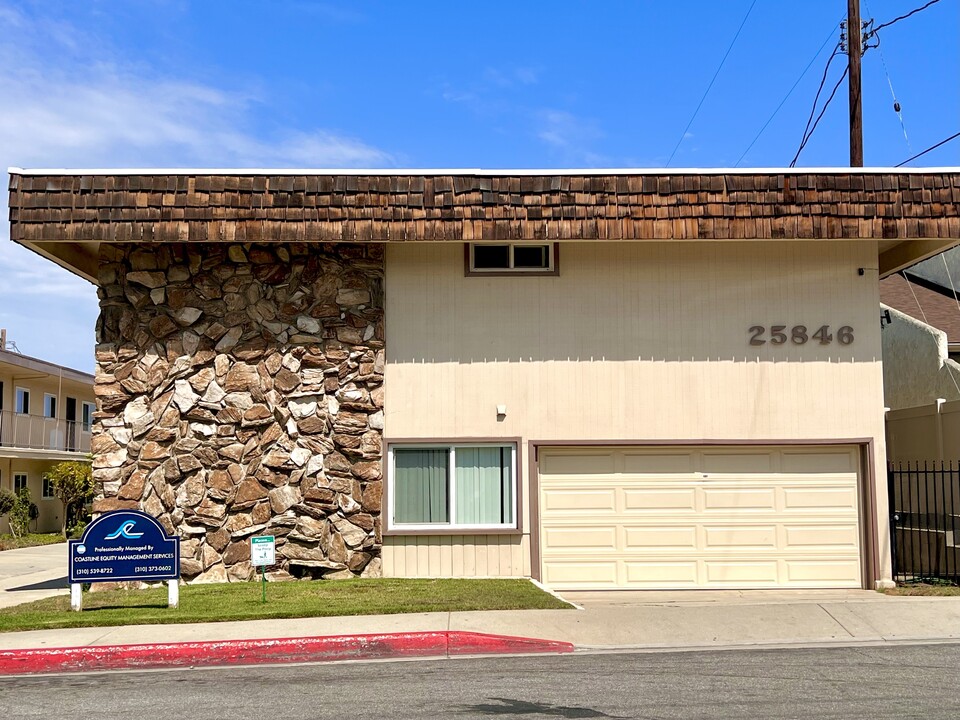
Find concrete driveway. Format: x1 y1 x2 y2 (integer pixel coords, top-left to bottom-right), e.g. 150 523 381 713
0 543 69 609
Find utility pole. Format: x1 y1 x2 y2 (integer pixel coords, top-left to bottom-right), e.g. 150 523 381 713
847 0 864 166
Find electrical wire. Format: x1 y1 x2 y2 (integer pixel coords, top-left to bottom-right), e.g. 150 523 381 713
787 0 944 167
873 0 942 33
895 131 960 166
863 1 912 153
734 23 840 167
790 65 849 167
665 0 757 167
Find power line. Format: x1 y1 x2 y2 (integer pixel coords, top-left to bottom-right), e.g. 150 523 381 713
792 44 843 164
863 1 912 153
787 0 944 167
734 23 840 167
665 0 758 167
872 0 942 33
789 43 849 167
791 66 849 167
895 131 960 166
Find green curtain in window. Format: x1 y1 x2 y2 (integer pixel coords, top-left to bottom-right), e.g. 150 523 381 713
394 448 449 524
455 447 513 525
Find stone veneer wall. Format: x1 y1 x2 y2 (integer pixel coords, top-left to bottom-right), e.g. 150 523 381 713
92 242 384 582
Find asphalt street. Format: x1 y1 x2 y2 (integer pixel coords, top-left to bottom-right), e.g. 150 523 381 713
2 642 959 719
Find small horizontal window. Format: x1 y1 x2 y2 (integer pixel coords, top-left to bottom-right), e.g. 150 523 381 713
389 444 516 531
467 243 557 275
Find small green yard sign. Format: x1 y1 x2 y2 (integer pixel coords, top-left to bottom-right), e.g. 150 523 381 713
250 535 276 603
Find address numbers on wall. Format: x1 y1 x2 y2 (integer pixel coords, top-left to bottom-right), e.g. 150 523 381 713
749 325 854 346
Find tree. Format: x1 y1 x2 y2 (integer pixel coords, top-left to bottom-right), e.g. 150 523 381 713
43 461 94 539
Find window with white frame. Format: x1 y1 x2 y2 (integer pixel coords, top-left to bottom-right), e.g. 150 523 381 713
81 401 96 432
42 476 54 499
388 444 516 530
13 473 27 494
15 388 29 415
44 394 57 419
468 243 556 274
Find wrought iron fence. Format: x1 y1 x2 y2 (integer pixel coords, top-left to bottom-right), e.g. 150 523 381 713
888 461 960 585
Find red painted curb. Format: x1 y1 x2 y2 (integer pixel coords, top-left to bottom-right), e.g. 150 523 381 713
0 631 573 675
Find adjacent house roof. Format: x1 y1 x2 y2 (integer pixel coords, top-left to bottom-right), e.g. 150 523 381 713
881 272 960 346
9 168 960 284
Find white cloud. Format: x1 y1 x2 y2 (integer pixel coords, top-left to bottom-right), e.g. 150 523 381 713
536 109 605 164
0 3 392 371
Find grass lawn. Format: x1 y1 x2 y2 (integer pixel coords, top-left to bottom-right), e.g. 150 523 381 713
0 533 64 551
0 578 572 633
882 583 960 597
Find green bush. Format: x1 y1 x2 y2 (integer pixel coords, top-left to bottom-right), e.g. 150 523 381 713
0 488 15 518
8 488 34 538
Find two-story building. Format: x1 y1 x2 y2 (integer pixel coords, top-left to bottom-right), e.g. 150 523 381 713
7 168 960 589
0 329 94 534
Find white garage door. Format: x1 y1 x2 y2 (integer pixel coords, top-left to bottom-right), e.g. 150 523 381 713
538 446 862 589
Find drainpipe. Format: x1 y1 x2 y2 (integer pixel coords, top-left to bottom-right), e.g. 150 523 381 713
936 397 946 464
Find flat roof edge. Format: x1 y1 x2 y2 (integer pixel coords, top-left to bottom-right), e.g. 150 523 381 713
9 166 960 176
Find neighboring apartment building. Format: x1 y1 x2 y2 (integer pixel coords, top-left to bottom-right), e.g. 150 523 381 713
7 168 960 591
0 329 95 534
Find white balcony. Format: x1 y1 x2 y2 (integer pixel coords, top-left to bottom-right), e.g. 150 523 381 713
0 409 91 457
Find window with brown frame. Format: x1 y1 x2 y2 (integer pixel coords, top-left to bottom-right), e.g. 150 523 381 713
465 243 558 276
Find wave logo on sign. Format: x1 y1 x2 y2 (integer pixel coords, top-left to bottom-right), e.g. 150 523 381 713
104 520 144 541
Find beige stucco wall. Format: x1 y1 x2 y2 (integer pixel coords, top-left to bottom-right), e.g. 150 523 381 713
887 398 960 463
383 240 890 584
881 304 960 411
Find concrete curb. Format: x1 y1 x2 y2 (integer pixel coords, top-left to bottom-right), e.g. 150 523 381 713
0 631 574 675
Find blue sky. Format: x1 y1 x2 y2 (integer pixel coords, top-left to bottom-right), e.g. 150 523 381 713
1 0 958 372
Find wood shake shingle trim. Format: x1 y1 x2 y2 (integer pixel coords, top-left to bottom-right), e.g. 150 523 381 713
8 171 960 243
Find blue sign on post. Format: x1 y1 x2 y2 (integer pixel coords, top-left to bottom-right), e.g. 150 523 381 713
69 510 180 584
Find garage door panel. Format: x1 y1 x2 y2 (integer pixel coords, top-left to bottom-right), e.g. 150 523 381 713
703 488 776 511
704 560 780 584
539 446 862 590
624 561 699 585
622 453 695 474
539 452 616 475
784 524 860 549
623 488 696 512
783 486 858 511
701 452 773 473
543 526 617 550
624 526 698 550
542 562 617 586
784 559 861 585
542 488 616 512
781 450 855 473
703 525 778 549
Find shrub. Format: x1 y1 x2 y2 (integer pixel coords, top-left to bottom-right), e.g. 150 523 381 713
0 488 15 520
8 488 33 538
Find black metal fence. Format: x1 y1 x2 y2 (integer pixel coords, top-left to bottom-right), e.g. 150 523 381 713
888 461 960 584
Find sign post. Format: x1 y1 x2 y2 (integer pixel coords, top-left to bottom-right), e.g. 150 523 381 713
68 510 180 612
250 535 275 604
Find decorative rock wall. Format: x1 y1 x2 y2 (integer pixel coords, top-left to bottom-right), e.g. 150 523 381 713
92 242 385 582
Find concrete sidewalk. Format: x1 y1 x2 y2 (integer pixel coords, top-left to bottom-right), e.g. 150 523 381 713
0 543 68 609
1 589 958 658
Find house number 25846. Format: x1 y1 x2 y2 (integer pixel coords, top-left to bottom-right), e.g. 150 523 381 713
748 325 854 346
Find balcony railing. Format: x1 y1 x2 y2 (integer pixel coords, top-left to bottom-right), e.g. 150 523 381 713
0 409 91 454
